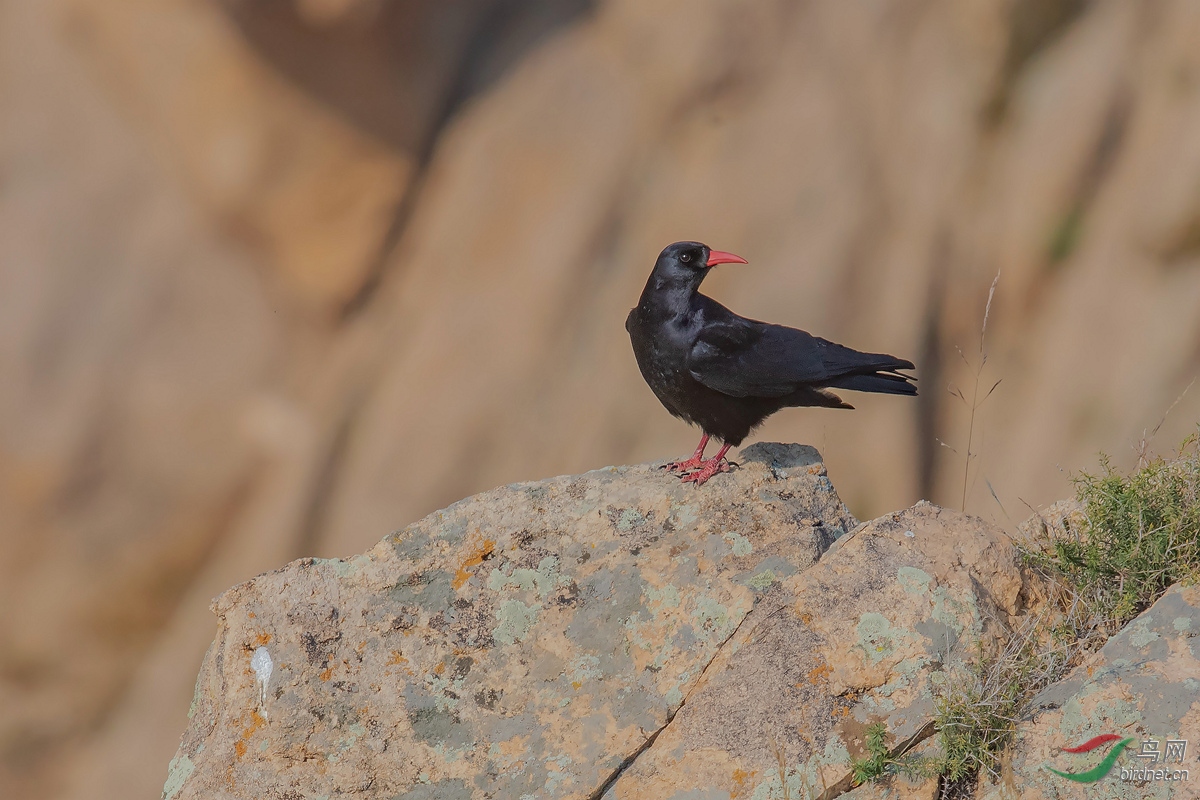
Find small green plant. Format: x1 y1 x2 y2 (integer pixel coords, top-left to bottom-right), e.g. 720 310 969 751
849 723 891 785
848 723 942 787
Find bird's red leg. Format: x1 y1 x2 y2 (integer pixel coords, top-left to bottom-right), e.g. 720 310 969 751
662 434 709 474
681 443 733 485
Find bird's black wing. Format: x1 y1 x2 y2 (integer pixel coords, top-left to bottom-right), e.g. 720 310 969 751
687 317 915 399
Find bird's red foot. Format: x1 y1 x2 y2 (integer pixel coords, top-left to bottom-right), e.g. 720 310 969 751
679 457 731 486
662 454 706 474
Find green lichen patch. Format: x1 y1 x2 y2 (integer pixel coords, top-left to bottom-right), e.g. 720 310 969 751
493 600 540 645
930 585 979 636
746 570 777 591
644 582 681 609
897 566 932 594
1126 619 1161 649
567 654 602 687
724 532 754 557
162 753 194 800
692 596 737 640
856 612 898 663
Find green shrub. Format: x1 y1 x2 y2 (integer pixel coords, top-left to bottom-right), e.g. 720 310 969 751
1027 433 1200 626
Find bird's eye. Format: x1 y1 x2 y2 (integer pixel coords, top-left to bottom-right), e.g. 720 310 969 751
680 253 692 263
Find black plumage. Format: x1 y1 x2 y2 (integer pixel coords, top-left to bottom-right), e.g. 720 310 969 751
626 241 916 484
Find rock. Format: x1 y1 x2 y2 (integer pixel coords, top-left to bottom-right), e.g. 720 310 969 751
166 445 856 799
978 582 1200 800
604 501 1035 800
165 452 1045 800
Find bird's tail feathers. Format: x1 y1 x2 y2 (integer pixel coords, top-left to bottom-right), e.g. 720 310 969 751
826 372 917 396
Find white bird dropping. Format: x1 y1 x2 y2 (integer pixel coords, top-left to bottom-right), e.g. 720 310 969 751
250 646 273 717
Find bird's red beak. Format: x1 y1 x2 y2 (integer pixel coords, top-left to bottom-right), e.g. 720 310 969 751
706 250 748 267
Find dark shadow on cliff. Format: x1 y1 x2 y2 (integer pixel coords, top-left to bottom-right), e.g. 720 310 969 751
218 0 594 156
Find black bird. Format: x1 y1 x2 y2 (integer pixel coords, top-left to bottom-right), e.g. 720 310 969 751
626 241 916 485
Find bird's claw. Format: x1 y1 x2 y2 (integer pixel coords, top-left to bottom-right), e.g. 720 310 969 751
661 456 706 474
679 458 731 486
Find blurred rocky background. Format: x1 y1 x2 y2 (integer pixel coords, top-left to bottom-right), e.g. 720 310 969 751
1 0 1199 798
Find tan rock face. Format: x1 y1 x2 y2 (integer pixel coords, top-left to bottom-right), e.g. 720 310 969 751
166 450 1044 800
65 0 411 313
167 444 856 799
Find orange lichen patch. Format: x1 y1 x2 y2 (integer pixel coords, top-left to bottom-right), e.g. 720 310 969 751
234 710 266 759
453 539 496 589
386 650 407 666
730 768 753 797
253 633 272 646
798 611 813 626
433 662 446 675
805 663 832 684
319 667 333 682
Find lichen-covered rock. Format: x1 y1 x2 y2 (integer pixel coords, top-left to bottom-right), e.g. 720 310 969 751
165 444 855 799
605 502 1034 800
979 583 1200 800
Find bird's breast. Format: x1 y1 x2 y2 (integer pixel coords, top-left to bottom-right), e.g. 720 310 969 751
627 308 700 415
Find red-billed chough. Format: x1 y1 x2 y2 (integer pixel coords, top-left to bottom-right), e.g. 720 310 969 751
626 241 916 485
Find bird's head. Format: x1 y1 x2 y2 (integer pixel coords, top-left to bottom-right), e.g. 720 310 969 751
650 241 748 292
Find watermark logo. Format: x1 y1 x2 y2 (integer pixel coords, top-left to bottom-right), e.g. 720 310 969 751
1048 734 1134 783
1120 738 1191 784
1048 734 1190 784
